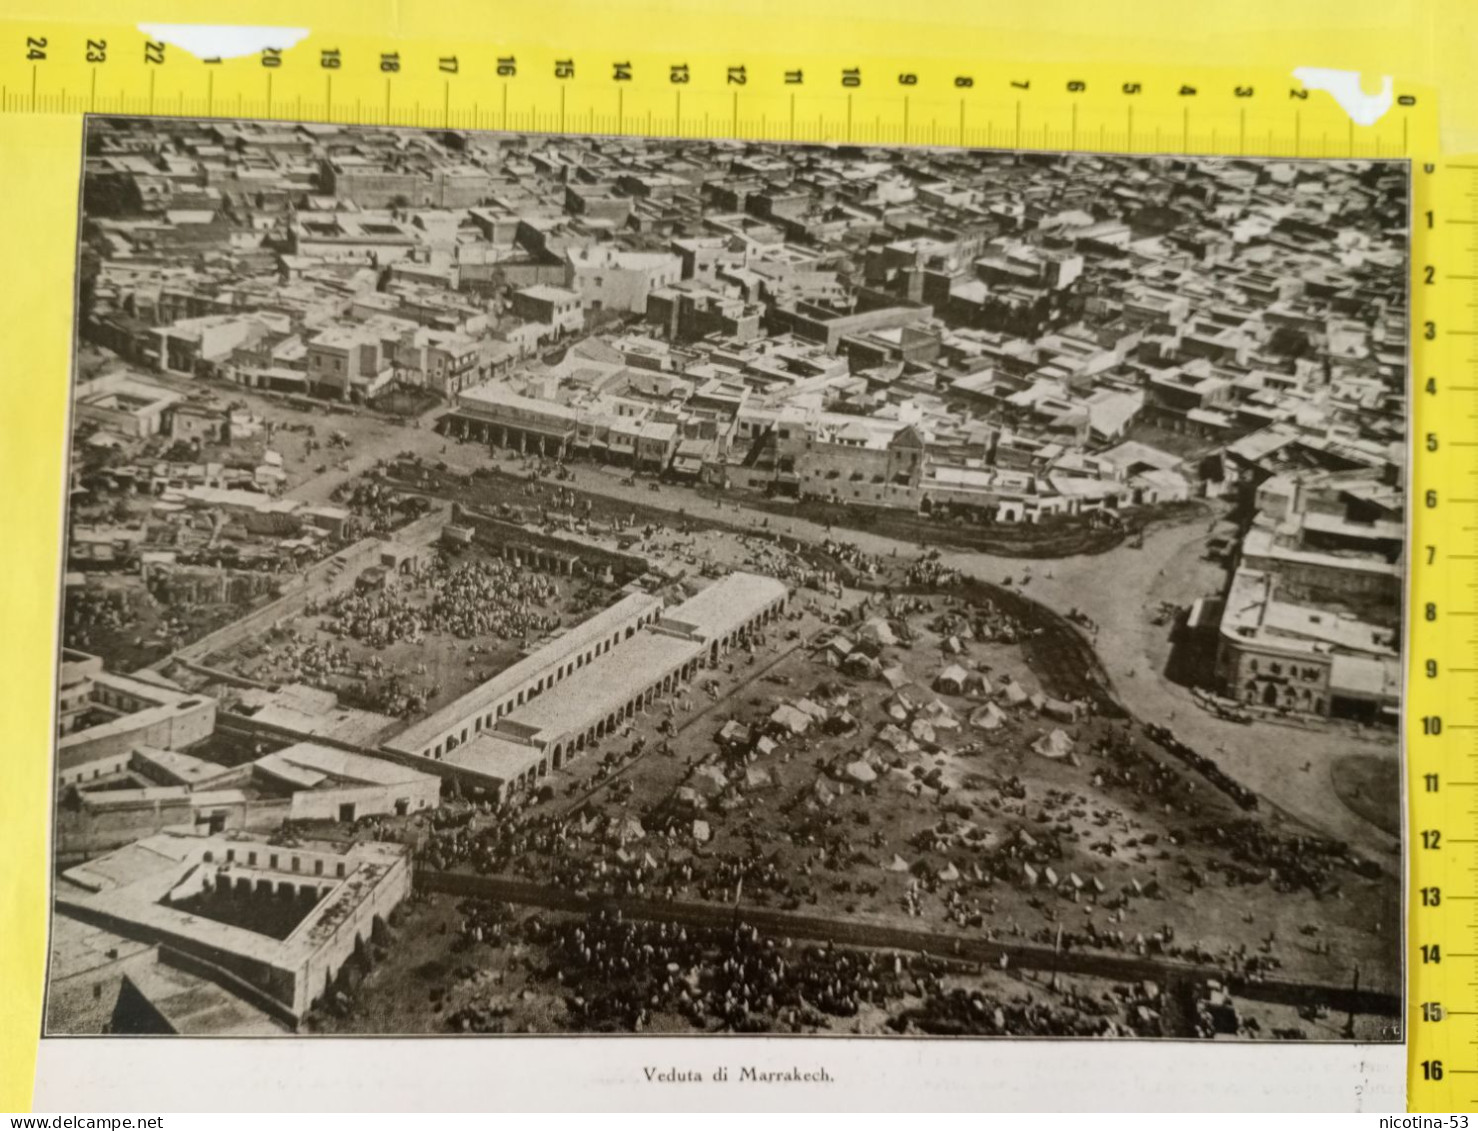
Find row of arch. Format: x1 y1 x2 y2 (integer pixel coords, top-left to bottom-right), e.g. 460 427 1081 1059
500 597 790 802
426 610 662 761
198 873 332 904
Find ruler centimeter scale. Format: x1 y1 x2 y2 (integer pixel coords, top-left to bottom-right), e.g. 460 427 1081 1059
0 16 1465 1110
1409 158 1478 1112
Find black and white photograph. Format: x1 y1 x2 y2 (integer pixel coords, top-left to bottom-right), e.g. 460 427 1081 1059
47 116 1407 1042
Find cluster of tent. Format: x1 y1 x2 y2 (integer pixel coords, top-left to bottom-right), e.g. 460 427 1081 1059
930 604 1025 648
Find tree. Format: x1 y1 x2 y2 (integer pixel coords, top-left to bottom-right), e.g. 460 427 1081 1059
1267 326 1312 359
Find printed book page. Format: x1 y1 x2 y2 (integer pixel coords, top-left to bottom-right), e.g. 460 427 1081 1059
1 0 1472 1112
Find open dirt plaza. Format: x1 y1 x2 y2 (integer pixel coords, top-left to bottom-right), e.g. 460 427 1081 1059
369 450 1402 863
325 564 1400 1038
201 543 617 720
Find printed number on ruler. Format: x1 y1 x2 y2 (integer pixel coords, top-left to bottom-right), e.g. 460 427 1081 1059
0 24 1429 156
1408 156 1478 1113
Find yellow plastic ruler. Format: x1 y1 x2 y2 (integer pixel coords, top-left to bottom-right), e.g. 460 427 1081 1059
0 1 1466 1111
1409 155 1478 1112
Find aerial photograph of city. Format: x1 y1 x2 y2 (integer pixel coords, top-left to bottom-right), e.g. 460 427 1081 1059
46 117 1407 1041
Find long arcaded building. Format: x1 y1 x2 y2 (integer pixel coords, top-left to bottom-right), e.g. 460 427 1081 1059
379 572 789 801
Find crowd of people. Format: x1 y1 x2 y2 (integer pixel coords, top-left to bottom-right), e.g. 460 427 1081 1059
231 628 422 717
312 535 1384 1041
397 579 1373 993
313 554 562 649
904 550 963 589
892 974 1134 1037
1141 722 1259 811
1193 818 1378 895
63 586 140 649
433 901 1278 1037
337 478 427 537
532 914 932 1032
816 538 886 581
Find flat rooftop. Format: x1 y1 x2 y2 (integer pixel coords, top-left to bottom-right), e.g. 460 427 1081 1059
56 833 410 971
122 961 286 1036
658 571 788 644
47 914 155 982
1242 525 1400 577
455 383 579 423
502 629 703 742
1220 567 1399 658
442 732 545 783
385 590 664 753
131 745 228 787
255 741 436 789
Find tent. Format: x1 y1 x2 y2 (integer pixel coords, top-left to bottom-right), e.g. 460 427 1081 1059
796 698 829 721
1001 680 1029 706
884 853 911 872
609 815 646 843
717 719 750 745
1032 728 1073 760
823 634 855 658
877 724 916 753
970 702 1007 731
769 704 812 734
843 652 881 677
860 617 898 646
921 698 958 725
909 718 936 745
1042 696 1082 722
754 736 778 758
934 664 971 694
691 764 729 797
938 861 961 882
844 759 878 784
692 819 711 844
744 766 773 790
881 664 909 690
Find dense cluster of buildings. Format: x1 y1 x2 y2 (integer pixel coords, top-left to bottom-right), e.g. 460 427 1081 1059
56 560 788 821
1207 443 1404 722
81 121 1405 531
56 119 1409 1033
48 561 791 1030
380 570 789 800
49 832 412 1033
